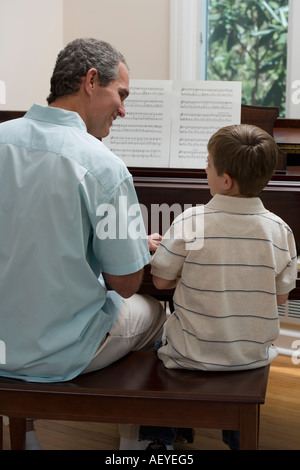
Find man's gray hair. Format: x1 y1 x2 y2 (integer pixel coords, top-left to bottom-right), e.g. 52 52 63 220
47 38 128 104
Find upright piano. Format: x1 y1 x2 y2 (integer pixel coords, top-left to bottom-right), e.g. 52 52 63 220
1 107 299 299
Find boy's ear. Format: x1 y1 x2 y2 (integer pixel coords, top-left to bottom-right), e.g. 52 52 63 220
223 173 233 190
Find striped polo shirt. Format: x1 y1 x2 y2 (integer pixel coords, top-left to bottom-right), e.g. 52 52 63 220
151 194 298 371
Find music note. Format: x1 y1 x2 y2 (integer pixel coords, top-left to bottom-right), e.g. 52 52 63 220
103 79 241 169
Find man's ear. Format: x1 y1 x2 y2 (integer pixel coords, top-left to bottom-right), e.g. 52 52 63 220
84 68 99 96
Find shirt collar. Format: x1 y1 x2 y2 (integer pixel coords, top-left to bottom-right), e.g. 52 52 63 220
24 103 87 132
206 194 268 214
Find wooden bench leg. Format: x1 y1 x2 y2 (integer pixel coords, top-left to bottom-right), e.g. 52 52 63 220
239 404 260 450
9 418 26 450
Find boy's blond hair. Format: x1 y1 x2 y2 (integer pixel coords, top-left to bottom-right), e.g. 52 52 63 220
207 124 278 197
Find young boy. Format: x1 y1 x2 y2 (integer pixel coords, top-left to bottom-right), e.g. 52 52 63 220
152 123 297 371
138 124 298 450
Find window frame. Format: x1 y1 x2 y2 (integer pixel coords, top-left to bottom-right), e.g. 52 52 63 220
169 0 299 118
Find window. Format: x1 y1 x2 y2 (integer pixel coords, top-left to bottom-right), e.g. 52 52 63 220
205 0 289 115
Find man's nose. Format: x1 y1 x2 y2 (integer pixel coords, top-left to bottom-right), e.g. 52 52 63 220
118 102 126 118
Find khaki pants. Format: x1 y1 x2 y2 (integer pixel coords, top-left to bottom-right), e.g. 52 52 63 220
82 293 166 373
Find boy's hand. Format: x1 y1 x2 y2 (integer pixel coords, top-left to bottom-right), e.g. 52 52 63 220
147 233 162 252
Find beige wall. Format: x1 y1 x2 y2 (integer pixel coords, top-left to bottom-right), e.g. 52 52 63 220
0 0 169 110
0 0 63 110
63 0 170 80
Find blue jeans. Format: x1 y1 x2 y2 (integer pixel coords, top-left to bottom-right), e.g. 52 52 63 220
222 430 240 450
139 426 177 446
139 426 239 449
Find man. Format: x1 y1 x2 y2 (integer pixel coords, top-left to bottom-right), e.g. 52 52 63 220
0 38 165 448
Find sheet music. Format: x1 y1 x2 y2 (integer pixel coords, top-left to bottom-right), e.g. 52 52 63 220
103 80 172 167
169 81 242 168
103 79 241 169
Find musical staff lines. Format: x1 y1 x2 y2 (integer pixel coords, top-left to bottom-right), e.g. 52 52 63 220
103 79 241 169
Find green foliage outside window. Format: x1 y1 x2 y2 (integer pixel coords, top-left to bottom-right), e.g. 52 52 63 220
207 0 289 115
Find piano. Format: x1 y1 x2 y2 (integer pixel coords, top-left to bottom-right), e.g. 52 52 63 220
1 106 299 300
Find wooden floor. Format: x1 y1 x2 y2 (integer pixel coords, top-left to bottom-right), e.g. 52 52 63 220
2 354 300 450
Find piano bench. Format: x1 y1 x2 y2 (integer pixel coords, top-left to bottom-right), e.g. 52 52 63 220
0 350 269 450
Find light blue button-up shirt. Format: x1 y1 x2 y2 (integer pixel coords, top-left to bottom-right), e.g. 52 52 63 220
0 104 150 382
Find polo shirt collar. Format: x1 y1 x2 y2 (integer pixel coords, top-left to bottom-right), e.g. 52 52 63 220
24 103 87 132
207 194 268 214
